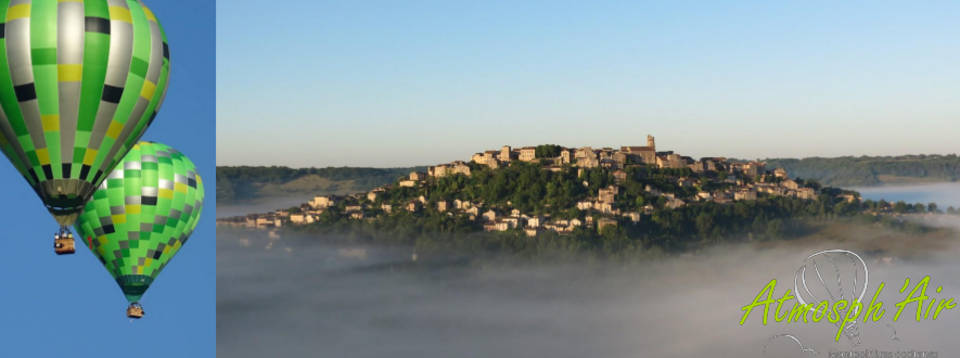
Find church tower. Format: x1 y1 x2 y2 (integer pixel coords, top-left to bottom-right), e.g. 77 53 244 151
647 135 655 151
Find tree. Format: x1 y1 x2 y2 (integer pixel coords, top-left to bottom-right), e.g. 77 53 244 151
893 201 908 213
535 144 563 158
766 219 784 238
912 203 926 213
695 212 714 238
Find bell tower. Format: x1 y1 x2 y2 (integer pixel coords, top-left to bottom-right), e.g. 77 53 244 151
647 135 655 151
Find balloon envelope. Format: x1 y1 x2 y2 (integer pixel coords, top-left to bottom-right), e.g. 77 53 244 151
0 0 170 226
75 141 202 303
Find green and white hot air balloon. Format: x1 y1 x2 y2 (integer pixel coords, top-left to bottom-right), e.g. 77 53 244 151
0 0 170 253
74 141 202 318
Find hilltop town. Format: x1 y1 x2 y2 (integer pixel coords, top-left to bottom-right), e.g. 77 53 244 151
217 136 893 241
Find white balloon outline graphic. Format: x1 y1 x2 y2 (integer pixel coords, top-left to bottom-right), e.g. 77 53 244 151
762 333 819 357
793 249 869 344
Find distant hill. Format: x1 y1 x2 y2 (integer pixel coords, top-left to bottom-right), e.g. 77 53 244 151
217 166 426 203
762 154 959 187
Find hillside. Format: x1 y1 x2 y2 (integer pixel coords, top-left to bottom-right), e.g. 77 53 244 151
216 166 427 203
219 143 960 256
761 154 959 187
221 159 873 251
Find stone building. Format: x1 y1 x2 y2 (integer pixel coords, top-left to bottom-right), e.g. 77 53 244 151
526 216 541 228
290 214 315 225
366 187 385 202
656 152 688 169
734 189 758 201
575 147 597 162
782 179 800 190
499 145 515 162
692 157 725 172
598 185 619 204
839 193 859 203
596 202 615 214
406 201 420 212
465 206 480 216
559 149 572 164
482 210 497 222
697 191 713 201
620 135 657 165
483 221 509 232
597 218 618 233
796 188 817 200
429 161 471 178
574 147 602 168
689 161 705 173
774 168 788 179
578 157 599 168
310 196 336 209
471 151 500 168
665 198 686 209
742 161 765 177
519 147 537 162
577 201 593 210
409 171 427 181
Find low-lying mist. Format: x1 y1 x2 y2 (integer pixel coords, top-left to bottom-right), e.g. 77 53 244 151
217 214 960 358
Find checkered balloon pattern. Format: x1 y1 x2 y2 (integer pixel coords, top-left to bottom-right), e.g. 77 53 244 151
0 0 170 225
74 141 202 303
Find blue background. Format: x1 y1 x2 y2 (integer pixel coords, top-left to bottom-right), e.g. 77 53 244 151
0 1 215 356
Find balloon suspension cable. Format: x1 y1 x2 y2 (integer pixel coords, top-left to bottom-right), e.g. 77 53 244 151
56 226 71 237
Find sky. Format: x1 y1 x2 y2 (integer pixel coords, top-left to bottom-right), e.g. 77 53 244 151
217 0 958 168
0 1 215 357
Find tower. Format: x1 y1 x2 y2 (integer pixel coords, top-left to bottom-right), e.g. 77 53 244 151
647 135 655 150
500 145 512 162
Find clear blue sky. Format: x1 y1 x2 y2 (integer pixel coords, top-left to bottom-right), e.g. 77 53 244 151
217 0 958 167
0 1 215 357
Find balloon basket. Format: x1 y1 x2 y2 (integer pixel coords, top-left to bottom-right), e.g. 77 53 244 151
53 230 75 255
127 303 144 319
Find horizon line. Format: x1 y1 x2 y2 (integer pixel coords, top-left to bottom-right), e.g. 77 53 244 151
216 152 960 169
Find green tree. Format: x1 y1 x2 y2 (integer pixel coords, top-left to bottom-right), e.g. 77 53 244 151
535 144 563 158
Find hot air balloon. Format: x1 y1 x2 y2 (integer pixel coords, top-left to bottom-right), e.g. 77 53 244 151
74 141 202 318
0 0 170 254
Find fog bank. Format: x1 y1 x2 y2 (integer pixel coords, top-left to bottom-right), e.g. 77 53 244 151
218 215 960 357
